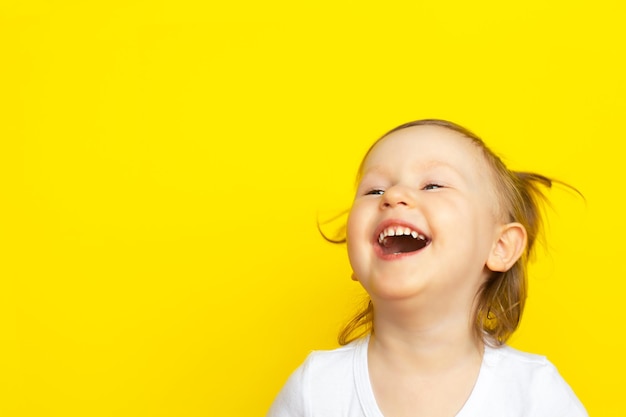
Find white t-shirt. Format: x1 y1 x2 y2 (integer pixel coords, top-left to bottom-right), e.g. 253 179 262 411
267 336 588 417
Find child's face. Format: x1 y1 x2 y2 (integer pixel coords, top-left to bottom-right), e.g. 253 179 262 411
347 125 503 307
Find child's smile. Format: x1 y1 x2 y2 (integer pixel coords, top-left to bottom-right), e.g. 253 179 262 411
374 219 430 259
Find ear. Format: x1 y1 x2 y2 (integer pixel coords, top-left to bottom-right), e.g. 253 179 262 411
486 223 527 272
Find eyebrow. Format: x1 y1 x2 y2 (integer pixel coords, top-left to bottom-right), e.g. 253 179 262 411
362 160 462 177
360 165 391 177
422 160 467 176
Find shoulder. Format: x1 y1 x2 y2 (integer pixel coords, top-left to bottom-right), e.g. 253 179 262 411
304 340 362 374
477 345 588 417
266 339 367 417
294 339 365 399
484 344 553 375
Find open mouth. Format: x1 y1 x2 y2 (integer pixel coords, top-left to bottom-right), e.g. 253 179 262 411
377 225 430 256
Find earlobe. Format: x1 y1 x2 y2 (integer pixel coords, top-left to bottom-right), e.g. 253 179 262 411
486 223 527 272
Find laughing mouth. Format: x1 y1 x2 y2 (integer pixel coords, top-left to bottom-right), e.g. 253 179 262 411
377 225 430 255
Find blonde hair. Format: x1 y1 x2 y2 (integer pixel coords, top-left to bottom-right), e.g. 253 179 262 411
336 119 577 347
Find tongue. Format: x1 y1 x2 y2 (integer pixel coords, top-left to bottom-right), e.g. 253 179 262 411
381 235 426 255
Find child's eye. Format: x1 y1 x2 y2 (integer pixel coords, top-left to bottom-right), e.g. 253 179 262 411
365 189 385 196
423 183 443 190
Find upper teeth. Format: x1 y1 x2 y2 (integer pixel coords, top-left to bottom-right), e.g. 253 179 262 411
378 226 426 244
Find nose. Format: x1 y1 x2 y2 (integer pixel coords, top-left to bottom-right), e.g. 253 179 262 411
380 184 415 209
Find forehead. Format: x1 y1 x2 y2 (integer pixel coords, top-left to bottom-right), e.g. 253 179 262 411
362 125 489 176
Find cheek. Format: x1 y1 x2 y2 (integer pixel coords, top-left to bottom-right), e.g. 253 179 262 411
346 205 369 268
424 198 468 232
345 202 366 241
346 210 360 253
429 201 493 252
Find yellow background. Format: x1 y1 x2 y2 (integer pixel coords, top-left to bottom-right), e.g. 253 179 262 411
0 1 623 415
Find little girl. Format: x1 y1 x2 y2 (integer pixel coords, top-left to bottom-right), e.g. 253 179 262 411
267 119 588 417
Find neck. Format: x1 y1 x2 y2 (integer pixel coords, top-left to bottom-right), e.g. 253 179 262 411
368 298 484 373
